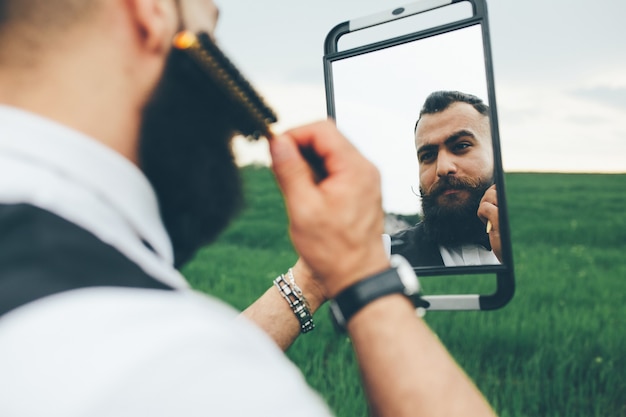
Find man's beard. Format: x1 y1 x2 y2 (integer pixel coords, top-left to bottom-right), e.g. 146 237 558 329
420 176 492 247
139 50 244 268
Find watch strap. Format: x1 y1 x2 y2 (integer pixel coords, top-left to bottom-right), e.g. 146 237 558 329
330 267 405 329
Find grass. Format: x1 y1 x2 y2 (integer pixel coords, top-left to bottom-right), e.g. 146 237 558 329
183 167 626 417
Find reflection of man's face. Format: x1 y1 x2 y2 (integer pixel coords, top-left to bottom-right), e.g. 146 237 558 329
415 102 494 245
415 101 493 200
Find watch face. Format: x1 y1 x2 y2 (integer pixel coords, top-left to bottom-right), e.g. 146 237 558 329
390 255 420 295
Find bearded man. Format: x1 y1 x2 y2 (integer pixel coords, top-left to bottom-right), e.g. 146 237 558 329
391 91 502 267
0 2 496 416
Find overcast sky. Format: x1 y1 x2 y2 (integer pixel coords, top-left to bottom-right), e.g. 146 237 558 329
214 0 626 174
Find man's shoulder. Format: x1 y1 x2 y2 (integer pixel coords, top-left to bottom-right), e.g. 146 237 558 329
390 222 431 249
0 287 332 416
390 222 444 267
391 222 427 240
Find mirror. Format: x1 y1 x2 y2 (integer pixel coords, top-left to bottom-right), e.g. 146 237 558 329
323 0 514 310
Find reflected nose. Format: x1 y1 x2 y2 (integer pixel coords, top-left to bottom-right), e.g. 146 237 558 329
436 152 457 177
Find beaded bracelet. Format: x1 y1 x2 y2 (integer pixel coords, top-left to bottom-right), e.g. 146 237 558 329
273 272 315 333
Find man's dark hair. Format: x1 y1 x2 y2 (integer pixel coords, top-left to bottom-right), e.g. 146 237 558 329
414 91 489 131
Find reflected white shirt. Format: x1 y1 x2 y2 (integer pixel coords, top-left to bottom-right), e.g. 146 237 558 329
439 244 500 266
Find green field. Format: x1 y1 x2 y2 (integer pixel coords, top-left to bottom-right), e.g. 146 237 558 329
183 167 626 417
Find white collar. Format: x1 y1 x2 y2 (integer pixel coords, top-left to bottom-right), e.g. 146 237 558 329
0 105 174 265
439 244 500 266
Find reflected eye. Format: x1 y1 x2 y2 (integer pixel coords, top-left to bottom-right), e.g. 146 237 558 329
453 142 472 152
419 151 436 163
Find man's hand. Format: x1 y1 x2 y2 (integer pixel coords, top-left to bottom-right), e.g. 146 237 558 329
178 0 220 36
270 121 389 298
477 184 501 262
260 121 496 417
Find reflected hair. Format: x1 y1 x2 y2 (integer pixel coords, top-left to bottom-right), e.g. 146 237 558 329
414 90 489 131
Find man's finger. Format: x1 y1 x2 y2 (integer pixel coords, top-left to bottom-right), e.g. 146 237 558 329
480 184 498 206
477 202 498 231
269 133 317 199
281 120 361 177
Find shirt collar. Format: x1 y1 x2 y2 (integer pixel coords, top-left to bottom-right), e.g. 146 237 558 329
0 105 174 264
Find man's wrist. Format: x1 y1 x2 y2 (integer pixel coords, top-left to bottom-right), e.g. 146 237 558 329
329 255 420 331
290 262 327 311
322 253 392 299
273 272 315 334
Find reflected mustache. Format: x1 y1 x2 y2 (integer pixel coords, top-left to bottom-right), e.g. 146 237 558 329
425 176 482 197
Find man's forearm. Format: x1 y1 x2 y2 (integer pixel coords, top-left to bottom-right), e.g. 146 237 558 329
244 286 497 416
348 295 496 417
242 263 325 351
242 285 303 351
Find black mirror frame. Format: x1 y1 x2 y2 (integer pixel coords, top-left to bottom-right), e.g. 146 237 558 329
322 0 514 310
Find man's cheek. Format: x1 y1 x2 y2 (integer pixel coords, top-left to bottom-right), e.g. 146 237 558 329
419 169 434 192
480 166 495 185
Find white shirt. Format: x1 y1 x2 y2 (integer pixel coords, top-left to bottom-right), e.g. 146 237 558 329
0 106 332 417
383 233 500 266
439 244 500 266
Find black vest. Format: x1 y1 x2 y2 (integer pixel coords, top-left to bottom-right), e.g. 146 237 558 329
390 222 445 267
0 203 174 317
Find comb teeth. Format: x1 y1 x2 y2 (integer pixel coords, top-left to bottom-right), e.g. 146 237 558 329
173 31 277 139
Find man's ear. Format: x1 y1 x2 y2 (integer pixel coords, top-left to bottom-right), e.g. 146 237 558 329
126 0 178 54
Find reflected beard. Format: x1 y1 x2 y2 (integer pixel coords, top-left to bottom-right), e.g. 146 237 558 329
420 176 492 247
139 51 244 268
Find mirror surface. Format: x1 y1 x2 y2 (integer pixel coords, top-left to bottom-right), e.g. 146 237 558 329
326 6 508 274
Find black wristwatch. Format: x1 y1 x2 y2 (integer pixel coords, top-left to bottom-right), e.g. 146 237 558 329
329 255 421 331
